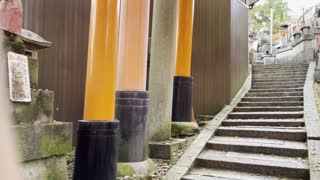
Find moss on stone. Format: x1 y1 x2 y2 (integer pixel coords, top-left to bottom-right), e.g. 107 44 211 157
4 34 25 54
171 122 200 137
28 58 39 89
117 163 136 177
44 156 67 180
37 90 54 118
40 133 72 157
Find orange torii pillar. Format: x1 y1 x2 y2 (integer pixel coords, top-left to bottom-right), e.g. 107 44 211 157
172 0 196 125
115 0 153 175
73 1 120 180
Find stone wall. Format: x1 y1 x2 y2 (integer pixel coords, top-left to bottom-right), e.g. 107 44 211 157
2 33 72 180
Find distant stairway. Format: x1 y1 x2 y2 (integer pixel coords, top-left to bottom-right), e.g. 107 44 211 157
183 63 310 180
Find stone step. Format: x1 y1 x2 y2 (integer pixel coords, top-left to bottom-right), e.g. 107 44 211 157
252 77 306 83
252 81 305 86
237 101 303 107
216 126 306 141
207 136 308 157
249 88 303 93
228 112 303 119
196 150 309 179
245 92 303 97
252 69 308 73
183 167 291 180
242 96 303 102
251 84 304 89
252 78 306 83
222 119 305 127
253 73 307 78
252 75 307 81
253 64 309 68
233 107 303 112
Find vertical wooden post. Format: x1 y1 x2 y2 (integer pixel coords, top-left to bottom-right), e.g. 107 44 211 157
83 0 120 121
74 1 120 179
172 0 196 123
175 0 194 77
115 0 152 169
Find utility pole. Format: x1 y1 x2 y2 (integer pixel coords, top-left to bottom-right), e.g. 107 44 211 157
270 8 274 55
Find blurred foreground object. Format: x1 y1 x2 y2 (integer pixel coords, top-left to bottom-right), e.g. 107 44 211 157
0 30 22 180
0 0 23 34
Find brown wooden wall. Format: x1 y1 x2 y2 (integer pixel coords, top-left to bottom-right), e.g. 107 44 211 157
22 0 91 140
191 0 248 116
230 0 249 98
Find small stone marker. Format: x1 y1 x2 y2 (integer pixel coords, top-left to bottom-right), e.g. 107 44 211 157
8 52 31 102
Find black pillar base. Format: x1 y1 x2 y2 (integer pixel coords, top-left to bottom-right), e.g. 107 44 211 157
115 90 149 162
172 76 193 122
73 120 119 180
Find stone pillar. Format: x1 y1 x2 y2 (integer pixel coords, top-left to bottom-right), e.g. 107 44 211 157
148 0 179 142
171 0 199 136
115 0 154 177
73 1 120 179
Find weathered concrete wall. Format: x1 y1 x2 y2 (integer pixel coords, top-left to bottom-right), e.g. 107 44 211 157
274 38 314 64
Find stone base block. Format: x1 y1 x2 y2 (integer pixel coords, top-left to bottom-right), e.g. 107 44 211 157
117 159 155 178
15 122 73 162
21 156 68 180
149 139 188 160
171 122 200 137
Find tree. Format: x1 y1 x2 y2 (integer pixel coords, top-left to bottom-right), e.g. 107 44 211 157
249 0 291 32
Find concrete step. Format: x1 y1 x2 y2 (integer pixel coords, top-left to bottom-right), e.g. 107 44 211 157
253 64 309 68
222 119 305 127
207 136 308 157
252 75 307 81
252 69 308 73
245 92 303 97
228 112 303 119
253 73 307 78
242 96 303 102
251 84 304 89
249 88 303 93
216 126 306 141
233 106 303 112
196 150 309 179
252 81 305 86
183 167 291 180
237 101 303 107
252 78 306 83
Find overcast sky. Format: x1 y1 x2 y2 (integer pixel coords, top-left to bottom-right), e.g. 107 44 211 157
257 0 320 18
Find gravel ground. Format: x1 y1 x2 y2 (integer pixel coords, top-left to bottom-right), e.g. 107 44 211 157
66 135 198 180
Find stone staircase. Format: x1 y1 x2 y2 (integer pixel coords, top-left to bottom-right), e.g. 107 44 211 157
182 63 310 180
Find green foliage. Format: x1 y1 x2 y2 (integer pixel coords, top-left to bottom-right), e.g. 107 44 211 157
250 0 291 32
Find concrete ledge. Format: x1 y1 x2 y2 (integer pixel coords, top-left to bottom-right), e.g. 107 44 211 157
15 122 73 162
171 122 199 137
164 73 251 180
21 155 68 180
13 89 54 124
117 158 155 178
304 61 320 140
308 140 320 180
149 138 188 160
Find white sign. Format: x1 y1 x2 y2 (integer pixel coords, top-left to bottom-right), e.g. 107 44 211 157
8 52 31 102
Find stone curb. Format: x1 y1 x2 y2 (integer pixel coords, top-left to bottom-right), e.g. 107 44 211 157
305 61 320 180
164 73 252 180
